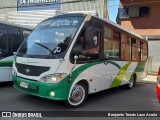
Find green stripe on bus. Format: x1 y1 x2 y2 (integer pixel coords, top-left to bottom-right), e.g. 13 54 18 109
71 60 121 83
134 62 146 78
109 62 132 88
0 60 13 67
107 61 121 69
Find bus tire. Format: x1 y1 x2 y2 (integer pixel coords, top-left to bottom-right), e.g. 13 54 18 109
64 82 88 108
125 74 136 89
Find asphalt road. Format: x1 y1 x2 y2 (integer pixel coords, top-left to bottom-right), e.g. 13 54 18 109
0 81 160 120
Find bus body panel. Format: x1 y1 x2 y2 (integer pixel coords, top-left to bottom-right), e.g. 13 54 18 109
13 59 147 100
0 56 14 82
68 60 147 97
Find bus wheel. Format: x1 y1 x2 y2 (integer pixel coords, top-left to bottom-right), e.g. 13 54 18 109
64 83 87 108
126 75 136 89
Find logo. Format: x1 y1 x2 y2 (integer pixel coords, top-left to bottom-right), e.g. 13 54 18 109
22 61 29 65
22 60 39 65
2 112 11 117
25 68 30 73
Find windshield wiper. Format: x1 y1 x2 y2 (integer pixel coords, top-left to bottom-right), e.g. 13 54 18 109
35 42 54 56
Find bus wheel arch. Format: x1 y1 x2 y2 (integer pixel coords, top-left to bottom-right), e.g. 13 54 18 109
64 79 89 108
133 73 137 82
126 73 137 89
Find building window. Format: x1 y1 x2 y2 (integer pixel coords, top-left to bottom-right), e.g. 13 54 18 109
118 8 129 18
104 26 120 59
118 6 150 19
129 7 139 17
139 7 149 17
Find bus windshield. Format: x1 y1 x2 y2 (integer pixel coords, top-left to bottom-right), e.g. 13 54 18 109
17 16 83 59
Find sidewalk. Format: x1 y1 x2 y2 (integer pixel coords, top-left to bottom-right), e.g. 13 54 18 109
142 74 157 83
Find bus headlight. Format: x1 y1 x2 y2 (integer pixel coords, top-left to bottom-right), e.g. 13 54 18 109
40 73 67 83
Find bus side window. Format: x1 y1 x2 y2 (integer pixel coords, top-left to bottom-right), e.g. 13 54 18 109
11 28 21 52
0 28 7 52
104 26 120 59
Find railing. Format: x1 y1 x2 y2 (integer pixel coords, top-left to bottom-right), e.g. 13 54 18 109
117 8 129 19
147 56 153 74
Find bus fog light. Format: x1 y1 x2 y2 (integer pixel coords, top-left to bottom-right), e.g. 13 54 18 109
50 92 55 97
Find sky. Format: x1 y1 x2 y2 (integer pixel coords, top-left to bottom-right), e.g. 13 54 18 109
107 0 120 23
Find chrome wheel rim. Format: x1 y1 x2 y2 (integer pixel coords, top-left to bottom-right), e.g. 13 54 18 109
129 76 134 88
68 85 85 106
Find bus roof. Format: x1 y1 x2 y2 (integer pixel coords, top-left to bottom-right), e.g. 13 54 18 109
41 13 146 41
0 20 35 30
101 18 144 40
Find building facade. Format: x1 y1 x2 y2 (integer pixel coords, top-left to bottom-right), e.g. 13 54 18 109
117 0 160 72
0 0 108 26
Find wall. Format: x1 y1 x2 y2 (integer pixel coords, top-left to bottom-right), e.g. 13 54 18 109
0 0 17 14
118 0 160 36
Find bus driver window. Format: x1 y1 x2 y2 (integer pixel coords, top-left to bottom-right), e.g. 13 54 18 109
72 26 100 62
73 31 86 52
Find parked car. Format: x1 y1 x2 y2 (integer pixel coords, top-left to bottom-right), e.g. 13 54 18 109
156 67 160 103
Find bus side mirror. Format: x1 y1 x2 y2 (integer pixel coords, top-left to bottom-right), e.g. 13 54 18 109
74 55 78 65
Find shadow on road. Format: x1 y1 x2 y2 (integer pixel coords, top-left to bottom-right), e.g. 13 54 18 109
1 81 159 111
14 84 145 110
0 81 13 88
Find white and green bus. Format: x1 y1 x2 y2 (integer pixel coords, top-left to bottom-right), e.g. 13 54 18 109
0 21 33 82
13 14 148 107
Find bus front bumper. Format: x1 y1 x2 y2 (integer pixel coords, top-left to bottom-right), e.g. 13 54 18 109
13 76 69 100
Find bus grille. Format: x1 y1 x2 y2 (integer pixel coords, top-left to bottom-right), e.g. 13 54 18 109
15 63 50 76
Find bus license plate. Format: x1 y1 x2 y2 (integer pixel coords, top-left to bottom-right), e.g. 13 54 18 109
20 81 29 89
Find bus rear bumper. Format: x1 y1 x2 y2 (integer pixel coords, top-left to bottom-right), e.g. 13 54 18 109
13 76 69 101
